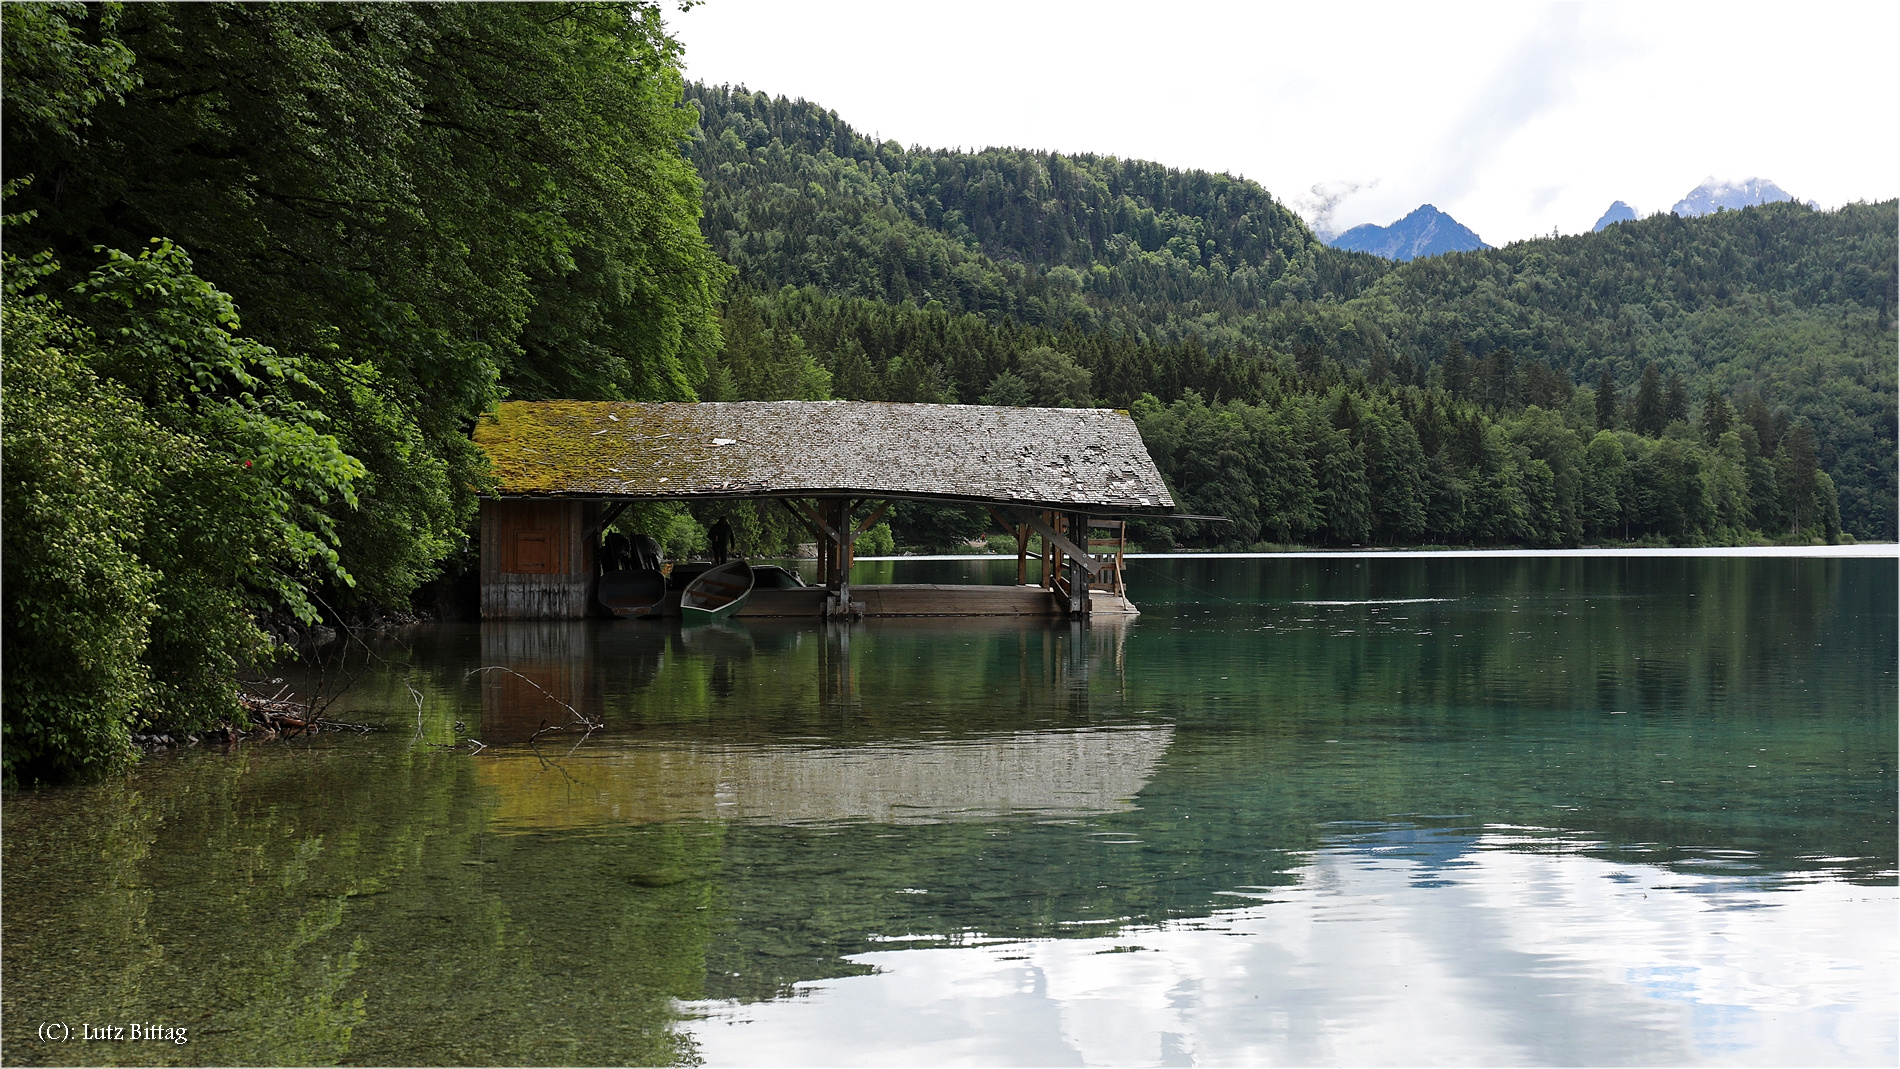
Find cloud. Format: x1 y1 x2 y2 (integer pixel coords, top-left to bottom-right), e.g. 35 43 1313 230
1295 179 1379 241
1417 6 1631 206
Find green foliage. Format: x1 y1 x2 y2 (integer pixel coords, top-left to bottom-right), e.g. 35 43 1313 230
855 521 896 557
1349 202 1896 537
4 2 729 779
1 298 157 784
685 83 1385 340
74 241 366 615
2 243 378 780
1018 346 1093 407
1131 378 1840 549
0 1 137 142
6 1 730 613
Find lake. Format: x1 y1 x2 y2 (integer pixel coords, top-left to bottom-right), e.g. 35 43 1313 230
3 554 1894 1066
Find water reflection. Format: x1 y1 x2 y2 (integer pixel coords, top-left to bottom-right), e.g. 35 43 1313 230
2 557 1892 1066
479 726 1173 831
466 615 1133 742
683 824 1897 1067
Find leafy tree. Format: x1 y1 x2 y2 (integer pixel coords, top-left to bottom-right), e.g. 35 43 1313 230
6 2 730 611
2 297 158 783
979 371 1034 407
3 239 365 780
1018 346 1093 407
2 2 727 779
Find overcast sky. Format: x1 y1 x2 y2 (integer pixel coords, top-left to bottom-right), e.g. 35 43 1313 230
669 0 1897 246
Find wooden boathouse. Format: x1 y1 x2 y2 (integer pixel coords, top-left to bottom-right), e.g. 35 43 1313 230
471 400 1176 620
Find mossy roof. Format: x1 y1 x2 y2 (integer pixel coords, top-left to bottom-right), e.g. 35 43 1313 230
473 400 1175 513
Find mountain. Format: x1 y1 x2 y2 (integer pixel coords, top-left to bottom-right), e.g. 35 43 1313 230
1325 205 1490 261
1592 201 1638 231
681 85 1896 541
1672 177 1795 217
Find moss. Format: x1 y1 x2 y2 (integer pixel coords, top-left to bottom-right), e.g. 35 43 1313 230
473 401 753 495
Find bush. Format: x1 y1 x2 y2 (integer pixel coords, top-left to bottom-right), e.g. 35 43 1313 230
1 299 161 783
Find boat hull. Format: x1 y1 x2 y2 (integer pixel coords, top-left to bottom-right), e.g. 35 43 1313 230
598 569 667 618
680 560 754 624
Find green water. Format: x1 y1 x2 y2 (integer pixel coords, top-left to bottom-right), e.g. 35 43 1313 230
4 556 1894 1066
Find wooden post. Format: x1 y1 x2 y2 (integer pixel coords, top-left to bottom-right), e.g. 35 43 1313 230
1016 523 1028 587
838 497 853 615
1115 519 1126 595
1066 510 1091 618
1043 511 1060 591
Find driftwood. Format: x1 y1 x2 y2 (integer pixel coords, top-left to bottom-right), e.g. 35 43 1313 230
227 683 376 742
133 686 378 752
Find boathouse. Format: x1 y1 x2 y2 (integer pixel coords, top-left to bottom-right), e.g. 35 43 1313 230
471 400 1175 620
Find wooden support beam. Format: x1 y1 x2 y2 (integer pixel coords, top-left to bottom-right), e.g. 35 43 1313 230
1003 507 1109 576
777 498 824 542
582 500 632 541
793 499 845 545
852 499 893 537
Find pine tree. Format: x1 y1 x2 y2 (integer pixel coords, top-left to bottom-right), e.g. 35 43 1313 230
1699 391 1732 445
1632 363 1665 436
1480 348 1516 411
1441 343 1472 400
1776 421 1820 535
1594 369 1618 431
1663 373 1689 426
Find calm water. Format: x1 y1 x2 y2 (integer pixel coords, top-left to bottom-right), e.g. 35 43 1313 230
4 556 1894 1066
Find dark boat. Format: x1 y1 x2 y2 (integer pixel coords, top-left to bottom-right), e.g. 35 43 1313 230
680 559 754 624
597 568 667 618
752 564 807 589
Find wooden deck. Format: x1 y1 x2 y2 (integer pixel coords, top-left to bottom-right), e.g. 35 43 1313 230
650 584 1137 618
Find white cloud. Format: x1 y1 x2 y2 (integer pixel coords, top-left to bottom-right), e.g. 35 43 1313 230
670 1 1899 245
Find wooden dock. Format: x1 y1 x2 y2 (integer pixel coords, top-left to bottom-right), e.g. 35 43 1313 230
649 584 1137 618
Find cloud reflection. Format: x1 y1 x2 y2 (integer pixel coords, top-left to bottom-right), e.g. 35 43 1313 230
679 833 1897 1066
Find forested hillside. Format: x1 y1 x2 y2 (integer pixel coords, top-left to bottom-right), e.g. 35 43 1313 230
685 84 1897 541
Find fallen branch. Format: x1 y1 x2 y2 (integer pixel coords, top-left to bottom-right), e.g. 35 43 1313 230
463 665 602 730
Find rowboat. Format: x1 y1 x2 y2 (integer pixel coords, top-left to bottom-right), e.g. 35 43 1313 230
597 569 667 618
679 559 754 624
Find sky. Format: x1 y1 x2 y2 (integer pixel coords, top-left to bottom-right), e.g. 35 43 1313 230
668 0 1898 246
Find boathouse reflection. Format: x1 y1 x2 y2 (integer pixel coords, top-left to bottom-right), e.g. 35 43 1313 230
475 616 1131 742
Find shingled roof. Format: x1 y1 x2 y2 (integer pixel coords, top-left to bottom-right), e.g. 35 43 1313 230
473 400 1175 513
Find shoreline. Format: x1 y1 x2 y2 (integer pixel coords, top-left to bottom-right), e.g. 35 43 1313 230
851 544 1899 562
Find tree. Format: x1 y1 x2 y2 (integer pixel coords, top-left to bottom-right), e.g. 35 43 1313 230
1699 391 1733 445
979 370 1034 406
1440 342 1473 400
1479 348 1517 411
1018 346 1093 407
2 297 158 783
1663 372 1690 426
1631 363 1666 436
1580 432 1626 538
1776 421 1821 535
5 2 730 611
1594 369 1618 432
